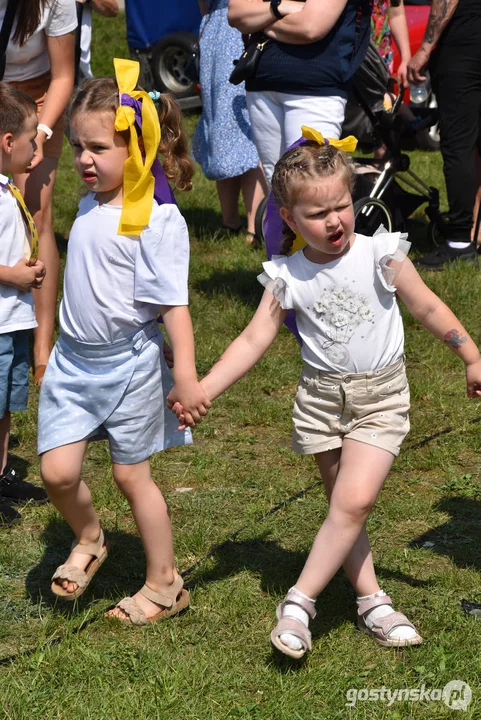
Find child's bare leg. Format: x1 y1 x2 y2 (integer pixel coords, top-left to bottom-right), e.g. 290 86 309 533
0 412 10 473
108 459 179 620
295 440 393 597
316 448 380 596
279 440 417 651
41 441 102 593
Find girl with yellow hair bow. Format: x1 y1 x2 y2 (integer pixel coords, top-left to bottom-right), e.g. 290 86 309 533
38 59 211 625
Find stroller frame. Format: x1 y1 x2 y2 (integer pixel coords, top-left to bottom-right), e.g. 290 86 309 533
352 86 446 244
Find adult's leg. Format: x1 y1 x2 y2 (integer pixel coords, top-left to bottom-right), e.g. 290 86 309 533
283 94 348 150
240 164 269 241
246 90 284 182
107 459 181 621
14 158 60 383
433 28 481 240
41 441 102 593
216 176 242 229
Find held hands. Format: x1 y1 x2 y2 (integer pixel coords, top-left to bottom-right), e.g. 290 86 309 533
466 358 481 399
8 257 46 293
166 378 212 429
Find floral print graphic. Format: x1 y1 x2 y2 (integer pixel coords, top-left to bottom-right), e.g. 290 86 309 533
313 286 375 365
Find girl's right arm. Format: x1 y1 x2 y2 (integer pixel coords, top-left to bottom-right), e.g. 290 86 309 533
201 289 287 402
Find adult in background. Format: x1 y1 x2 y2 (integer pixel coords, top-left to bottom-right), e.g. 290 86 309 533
192 0 268 245
76 0 119 83
2 0 77 385
227 0 373 181
371 0 411 87
408 0 481 269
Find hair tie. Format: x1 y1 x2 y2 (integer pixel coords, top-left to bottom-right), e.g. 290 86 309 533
148 90 161 101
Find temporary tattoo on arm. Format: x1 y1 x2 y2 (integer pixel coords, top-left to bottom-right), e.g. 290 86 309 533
423 0 459 45
443 329 467 351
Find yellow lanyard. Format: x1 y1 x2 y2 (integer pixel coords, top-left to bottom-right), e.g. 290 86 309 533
7 182 39 260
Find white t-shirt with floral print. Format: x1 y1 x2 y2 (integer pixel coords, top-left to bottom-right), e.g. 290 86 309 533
259 230 410 374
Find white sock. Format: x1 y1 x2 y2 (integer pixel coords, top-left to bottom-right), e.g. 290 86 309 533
357 590 417 641
448 240 471 249
279 587 315 651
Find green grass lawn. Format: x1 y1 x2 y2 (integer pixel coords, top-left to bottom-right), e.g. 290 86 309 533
1 11 481 720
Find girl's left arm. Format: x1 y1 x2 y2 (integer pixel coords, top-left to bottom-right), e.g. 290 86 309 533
395 258 481 397
31 30 76 170
161 305 212 427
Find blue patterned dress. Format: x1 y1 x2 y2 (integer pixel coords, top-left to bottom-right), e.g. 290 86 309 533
192 0 260 181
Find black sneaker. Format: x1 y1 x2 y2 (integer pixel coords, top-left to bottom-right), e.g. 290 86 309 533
0 497 22 527
414 242 478 270
0 466 49 505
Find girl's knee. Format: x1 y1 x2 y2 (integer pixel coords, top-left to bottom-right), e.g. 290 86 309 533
331 493 376 525
112 464 141 497
41 456 80 493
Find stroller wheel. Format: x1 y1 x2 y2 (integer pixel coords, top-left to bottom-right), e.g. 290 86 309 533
427 212 449 248
354 197 393 235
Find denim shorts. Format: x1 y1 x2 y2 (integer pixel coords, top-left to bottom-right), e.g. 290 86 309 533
0 330 30 418
292 357 410 457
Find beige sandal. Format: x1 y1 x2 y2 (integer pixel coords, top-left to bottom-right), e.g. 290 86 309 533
51 529 108 601
111 576 189 626
357 594 422 647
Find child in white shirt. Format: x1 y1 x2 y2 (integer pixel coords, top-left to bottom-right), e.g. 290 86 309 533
172 138 481 658
0 82 47 526
39 60 210 624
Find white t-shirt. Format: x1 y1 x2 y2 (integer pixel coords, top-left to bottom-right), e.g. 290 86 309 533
259 231 410 374
60 195 190 344
2 0 77 82
0 175 37 333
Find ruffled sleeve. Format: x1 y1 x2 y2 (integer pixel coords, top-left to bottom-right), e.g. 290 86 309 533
257 256 294 309
134 203 189 306
372 225 411 292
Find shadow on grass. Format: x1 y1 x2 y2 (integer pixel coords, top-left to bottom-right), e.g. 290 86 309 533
181 206 225 238
25 517 148 612
410 496 481 571
195 269 262 307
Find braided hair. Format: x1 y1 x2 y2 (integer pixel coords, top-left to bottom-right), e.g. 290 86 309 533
271 143 355 255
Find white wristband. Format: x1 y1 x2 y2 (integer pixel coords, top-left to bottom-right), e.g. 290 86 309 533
37 123 53 140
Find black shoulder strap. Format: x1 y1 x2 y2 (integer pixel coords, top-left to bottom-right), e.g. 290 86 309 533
0 0 18 81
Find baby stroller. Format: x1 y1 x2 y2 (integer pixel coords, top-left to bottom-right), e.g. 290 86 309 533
342 42 445 244
255 43 445 247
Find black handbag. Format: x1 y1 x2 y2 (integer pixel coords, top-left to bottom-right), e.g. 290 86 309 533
0 0 17 81
229 33 269 86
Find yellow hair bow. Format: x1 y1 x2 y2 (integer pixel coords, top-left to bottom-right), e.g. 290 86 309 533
114 58 161 237
286 128 358 254
301 126 358 153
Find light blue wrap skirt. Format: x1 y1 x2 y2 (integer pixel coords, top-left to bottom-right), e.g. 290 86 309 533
38 321 192 463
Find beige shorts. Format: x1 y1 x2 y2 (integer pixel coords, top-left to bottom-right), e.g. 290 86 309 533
292 357 410 457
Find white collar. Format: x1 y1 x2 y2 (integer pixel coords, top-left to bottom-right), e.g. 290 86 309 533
0 173 9 187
